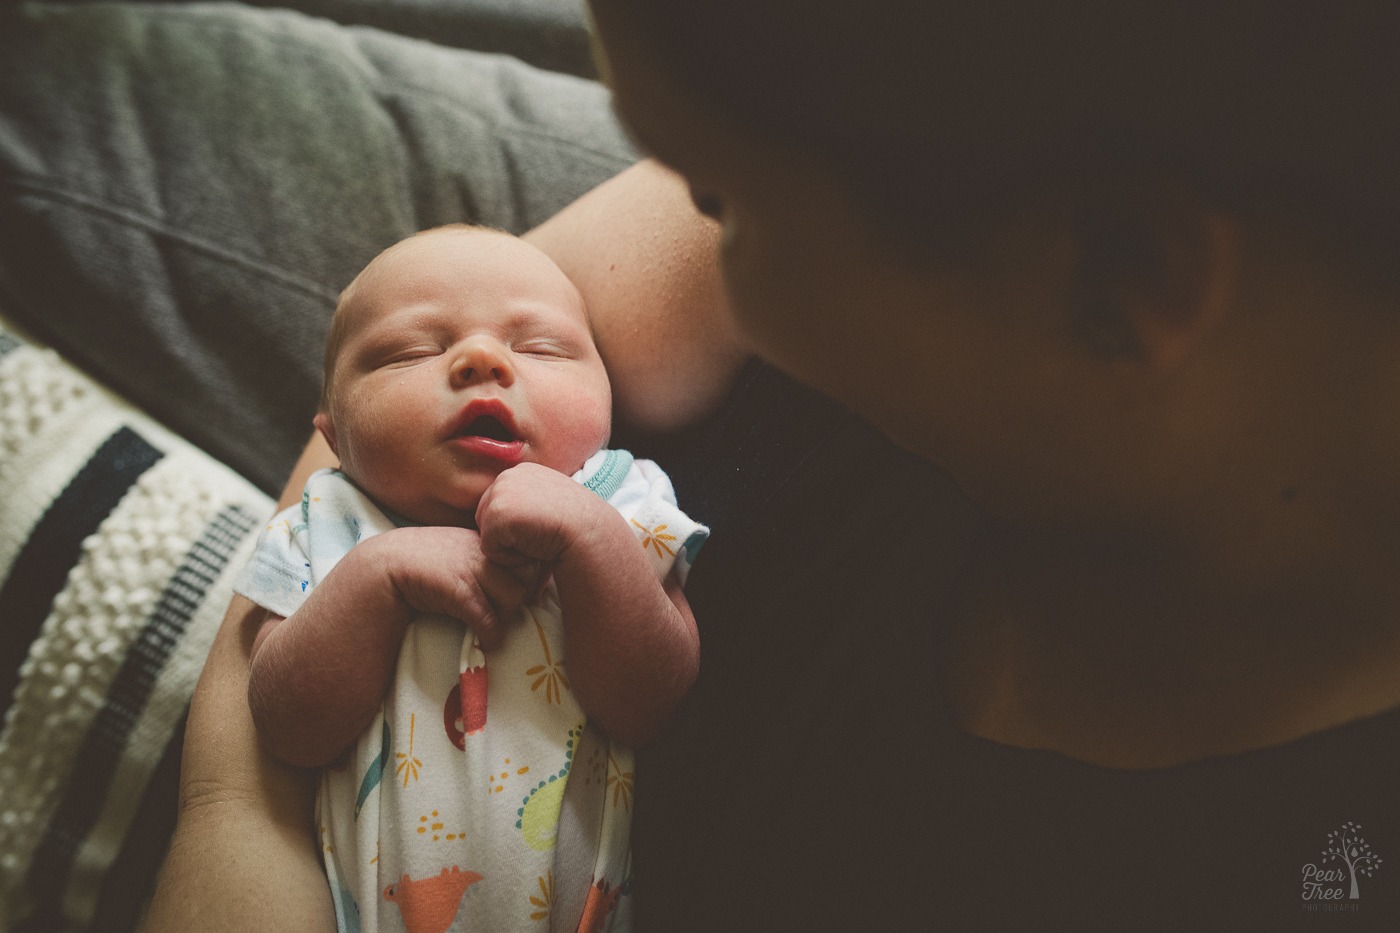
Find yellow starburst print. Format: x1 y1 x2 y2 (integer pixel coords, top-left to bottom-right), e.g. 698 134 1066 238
395 712 423 786
606 752 634 812
526 617 570 705
528 871 555 922
631 519 677 559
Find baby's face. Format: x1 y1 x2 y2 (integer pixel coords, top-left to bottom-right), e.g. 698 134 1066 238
319 227 612 526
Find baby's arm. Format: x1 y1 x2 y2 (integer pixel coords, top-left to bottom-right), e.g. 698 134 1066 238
475 463 700 747
248 526 532 768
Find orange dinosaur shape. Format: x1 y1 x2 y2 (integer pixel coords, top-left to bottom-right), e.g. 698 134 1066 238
576 877 624 933
383 866 484 933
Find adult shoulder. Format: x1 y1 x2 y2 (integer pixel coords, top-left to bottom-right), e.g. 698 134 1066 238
525 159 750 433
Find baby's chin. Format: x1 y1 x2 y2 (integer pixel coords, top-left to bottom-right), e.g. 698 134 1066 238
425 502 484 529
381 493 484 529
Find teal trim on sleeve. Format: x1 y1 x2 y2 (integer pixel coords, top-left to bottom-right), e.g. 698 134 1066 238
582 449 633 501
680 529 709 563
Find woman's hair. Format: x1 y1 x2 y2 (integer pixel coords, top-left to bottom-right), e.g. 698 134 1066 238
611 0 1400 258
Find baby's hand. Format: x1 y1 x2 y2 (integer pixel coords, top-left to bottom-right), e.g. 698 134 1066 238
476 462 612 579
366 525 534 650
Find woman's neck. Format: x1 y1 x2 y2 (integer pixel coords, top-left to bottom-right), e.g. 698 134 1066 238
936 520 1400 770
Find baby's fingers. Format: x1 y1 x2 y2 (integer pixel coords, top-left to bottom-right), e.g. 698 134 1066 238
486 552 550 603
429 573 508 653
471 561 535 650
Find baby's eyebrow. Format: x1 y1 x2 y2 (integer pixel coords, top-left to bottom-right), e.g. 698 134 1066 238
501 300 589 335
345 314 441 359
353 307 450 342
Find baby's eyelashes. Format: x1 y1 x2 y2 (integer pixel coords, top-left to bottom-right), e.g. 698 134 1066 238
512 341 572 359
379 346 443 366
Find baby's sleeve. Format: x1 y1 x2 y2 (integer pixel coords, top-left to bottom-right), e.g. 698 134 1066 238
232 503 314 619
605 458 710 586
233 468 395 617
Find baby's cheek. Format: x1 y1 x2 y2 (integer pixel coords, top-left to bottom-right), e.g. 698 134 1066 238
548 394 612 466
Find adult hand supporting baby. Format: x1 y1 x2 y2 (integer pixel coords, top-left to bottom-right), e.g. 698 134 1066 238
142 593 334 933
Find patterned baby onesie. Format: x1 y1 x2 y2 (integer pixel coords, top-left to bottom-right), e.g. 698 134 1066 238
235 450 707 933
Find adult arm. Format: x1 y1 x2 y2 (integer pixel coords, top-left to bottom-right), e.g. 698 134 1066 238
141 592 334 933
143 466 340 933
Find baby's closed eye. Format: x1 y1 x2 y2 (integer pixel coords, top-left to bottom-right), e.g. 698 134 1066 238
513 340 573 359
378 345 443 366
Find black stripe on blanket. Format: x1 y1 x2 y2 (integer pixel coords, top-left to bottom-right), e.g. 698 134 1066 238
0 427 164 721
91 718 185 933
17 503 260 933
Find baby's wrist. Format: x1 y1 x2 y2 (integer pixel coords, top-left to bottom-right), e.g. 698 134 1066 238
553 503 640 580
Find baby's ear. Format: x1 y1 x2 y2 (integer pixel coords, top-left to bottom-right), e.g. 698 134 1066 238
312 412 339 456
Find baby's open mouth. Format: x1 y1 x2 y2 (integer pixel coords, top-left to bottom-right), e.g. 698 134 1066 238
459 415 517 443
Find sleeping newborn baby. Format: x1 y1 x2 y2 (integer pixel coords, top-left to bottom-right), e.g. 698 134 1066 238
236 225 707 933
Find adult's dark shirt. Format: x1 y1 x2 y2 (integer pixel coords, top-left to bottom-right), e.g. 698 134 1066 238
631 363 1400 932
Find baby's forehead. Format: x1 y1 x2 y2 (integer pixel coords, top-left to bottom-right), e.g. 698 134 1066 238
359 227 517 291
339 227 588 331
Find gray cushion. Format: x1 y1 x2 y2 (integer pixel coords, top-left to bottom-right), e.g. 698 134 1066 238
0 1 635 494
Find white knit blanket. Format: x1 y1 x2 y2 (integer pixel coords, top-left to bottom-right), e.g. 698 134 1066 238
0 317 273 932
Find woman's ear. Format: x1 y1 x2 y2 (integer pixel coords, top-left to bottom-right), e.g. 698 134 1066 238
312 411 338 457
1072 173 1239 371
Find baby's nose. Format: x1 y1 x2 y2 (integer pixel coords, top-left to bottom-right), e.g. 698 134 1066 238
450 337 514 387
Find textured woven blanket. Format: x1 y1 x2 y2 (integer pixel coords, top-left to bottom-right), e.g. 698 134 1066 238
0 317 273 932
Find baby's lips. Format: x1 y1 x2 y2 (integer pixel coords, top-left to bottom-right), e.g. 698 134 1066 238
448 396 523 442
448 433 525 465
